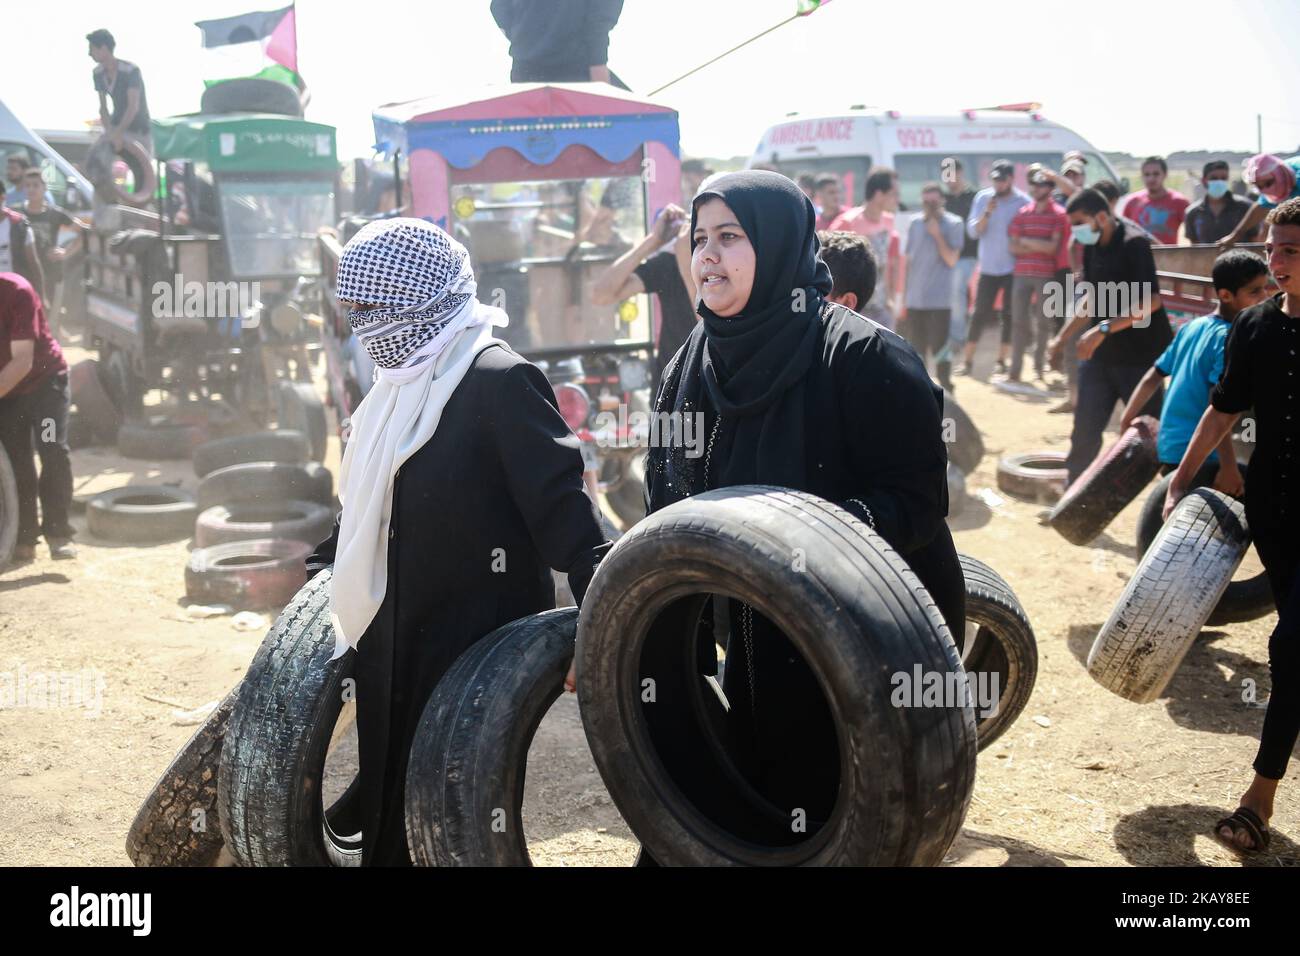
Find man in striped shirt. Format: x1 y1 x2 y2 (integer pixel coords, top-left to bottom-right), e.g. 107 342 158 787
1004 167 1070 384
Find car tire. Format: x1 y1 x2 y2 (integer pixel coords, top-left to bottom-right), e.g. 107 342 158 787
186 539 313 610
1087 489 1250 703
1048 416 1160 546
405 609 578 866
193 430 310 478
86 485 198 543
957 555 1037 750
194 499 334 548
126 684 240 866
196 461 334 512
576 485 976 866
996 451 1068 503
218 569 363 866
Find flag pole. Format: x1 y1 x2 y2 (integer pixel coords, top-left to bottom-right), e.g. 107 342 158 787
647 1 830 97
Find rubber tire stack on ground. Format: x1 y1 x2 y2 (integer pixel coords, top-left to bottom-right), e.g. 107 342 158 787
943 391 984 475
126 684 241 866
276 382 329 463
186 539 313 610
957 554 1038 749
86 486 198 543
218 569 364 866
1087 488 1250 703
1048 416 1160 545
117 416 209 461
996 451 1068 503
1135 465 1270 626
196 461 334 511
193 430 310 479
194 500 334 548
0 446 17 570
576 485 976 866
405 609 579 866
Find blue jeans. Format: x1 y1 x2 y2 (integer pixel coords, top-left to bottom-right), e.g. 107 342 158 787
944 257 979 355
1066 360 1162 485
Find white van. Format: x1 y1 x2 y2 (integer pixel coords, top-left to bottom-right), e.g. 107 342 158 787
1 99 95 213
748 107 1124 241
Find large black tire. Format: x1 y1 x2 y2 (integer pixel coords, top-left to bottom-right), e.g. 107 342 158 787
576 486 976 866
197 461 334 511
1088 489 1250 703
1136 466 1271 626
194 499 334 548
193 430 310 478
957 555 1037 750
1048 416 1160 545
69 358 122 444
277 382 328 462
86 485 198 543
200 77 304 118
117 418 206 460
604 451 647 529
126 684 240 866
0 446 16 570
186 539 312 610
996 451 1067 503
943 391 984 475
218 569 363 866
405 609 578 866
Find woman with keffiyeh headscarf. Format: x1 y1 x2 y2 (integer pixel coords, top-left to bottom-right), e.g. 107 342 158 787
637 171 965 863
305 218 610 866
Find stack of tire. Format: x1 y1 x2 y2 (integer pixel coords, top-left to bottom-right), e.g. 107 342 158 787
943 391 983 519
126 488 1039 866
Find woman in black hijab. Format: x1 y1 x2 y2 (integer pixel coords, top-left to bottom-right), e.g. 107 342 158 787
641 170 965 859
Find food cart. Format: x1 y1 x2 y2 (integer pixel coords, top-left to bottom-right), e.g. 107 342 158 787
319 83 681 523
84 112 338 425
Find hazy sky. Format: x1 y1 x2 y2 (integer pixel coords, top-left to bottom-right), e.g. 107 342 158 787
5 0 1300 163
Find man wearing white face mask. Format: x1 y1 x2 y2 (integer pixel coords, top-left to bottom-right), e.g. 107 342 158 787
1047 188 1173 486
1186 160 1259 245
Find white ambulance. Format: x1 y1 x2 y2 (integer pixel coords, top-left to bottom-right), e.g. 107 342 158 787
748 106 1125 244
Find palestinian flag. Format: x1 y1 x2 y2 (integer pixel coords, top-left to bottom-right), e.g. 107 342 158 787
196 5 301 89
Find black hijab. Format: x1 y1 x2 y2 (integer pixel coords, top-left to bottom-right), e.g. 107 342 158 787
652 171 833 507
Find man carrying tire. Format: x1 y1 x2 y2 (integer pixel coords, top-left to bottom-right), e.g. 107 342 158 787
0 273 76 562
1164 198 1300 855
86 29 153 198
1047 188 1173 487
1119 249 1270 486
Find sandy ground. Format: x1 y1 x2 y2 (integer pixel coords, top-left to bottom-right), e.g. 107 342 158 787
1 324 1295 868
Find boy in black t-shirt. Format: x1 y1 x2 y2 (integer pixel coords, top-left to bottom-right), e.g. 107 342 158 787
19 169 83 333
1166 198 1300 855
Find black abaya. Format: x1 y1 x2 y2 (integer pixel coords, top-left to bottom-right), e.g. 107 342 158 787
307 344 610 865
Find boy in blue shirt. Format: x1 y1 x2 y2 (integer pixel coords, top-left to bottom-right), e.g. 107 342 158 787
1119 249 1271 490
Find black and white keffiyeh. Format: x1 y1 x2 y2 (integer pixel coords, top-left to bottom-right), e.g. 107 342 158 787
328 218 507 656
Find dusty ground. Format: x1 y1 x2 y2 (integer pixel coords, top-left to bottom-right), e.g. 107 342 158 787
1 325 1295 867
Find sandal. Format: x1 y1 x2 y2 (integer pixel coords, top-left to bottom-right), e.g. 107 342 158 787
1214 806 1271 855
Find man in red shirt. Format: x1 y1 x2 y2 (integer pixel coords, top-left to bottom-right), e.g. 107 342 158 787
1005 168 1070 384
829 167 901 329
0 272 75 562
1119 156 1190 245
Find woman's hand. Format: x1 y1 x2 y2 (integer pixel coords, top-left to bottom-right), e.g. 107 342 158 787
565 657 577 693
